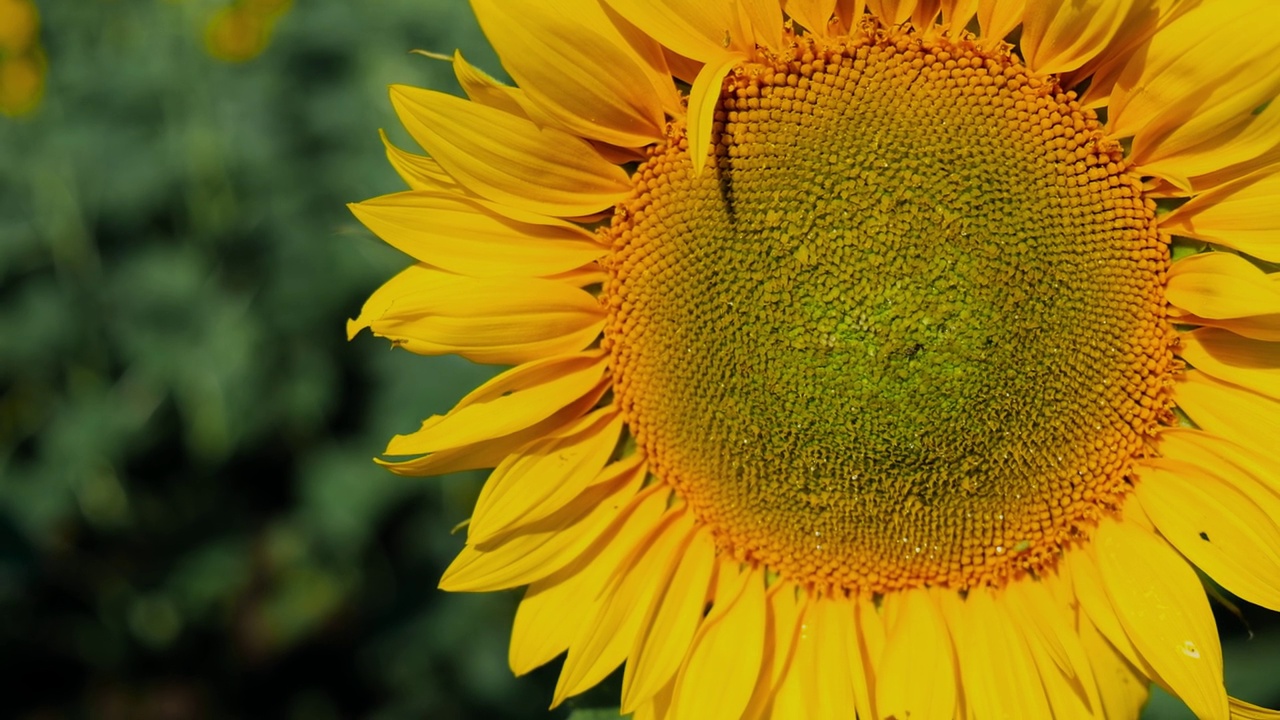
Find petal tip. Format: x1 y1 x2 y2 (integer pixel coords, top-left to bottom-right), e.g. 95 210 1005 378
345 317 365 340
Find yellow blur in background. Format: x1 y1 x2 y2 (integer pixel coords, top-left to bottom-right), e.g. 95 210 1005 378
0 0 297 121
204 0 293 62
0 0 44 116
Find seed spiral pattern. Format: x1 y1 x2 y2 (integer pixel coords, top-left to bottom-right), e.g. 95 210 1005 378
603 27 1174 593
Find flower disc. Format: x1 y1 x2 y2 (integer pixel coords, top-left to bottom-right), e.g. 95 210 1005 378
604 29 1175 593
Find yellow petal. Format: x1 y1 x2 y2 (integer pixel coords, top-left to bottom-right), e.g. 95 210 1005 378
1156 427 1280 504
1066 0 1179 107
378 139 595 233
1094 517 1229 720
742 584 806 720
604 0 752 63
622 528 716 712
605 1 688 118
554 504 692 705
1135 461 1280 611
451 50 529 118
786 0 839 35
361 152 611 240
671 563 767 720
854 593 884 686
468 409 623 545
1169 309 1280 343
1019 633 1096 719
912 0 942 28
835 0 864 31
877 588 957 720
1004 578 1104 718
738 0 784 52
688 52 745 179
380 131 463 193
1143 102 1280 191
633 681 674 720
798 595 869 720
1178 327 1280 402
866 0 917 25
940 0 980 30
1165 252 1280 319
547 264 609 288
587 140 646 168
379 378 607 477
385 351 605 456
977 0 1025 42
511 573 593 675
1079 616 1152 720
1162 168 1280 262
508 482 660 676
662 46 703 84
1233 698 1280 719
767 639 811 717
1176 370 1280 454
439 456 644 592
350 192 606 277
1145 452 1280 560
470 0 673 147
941 587 1053 720
793 594 855 717
1107 1 1280 177
349 264 605 365
1019 0 1129 76
390 85 631 217
1065 545 1147 672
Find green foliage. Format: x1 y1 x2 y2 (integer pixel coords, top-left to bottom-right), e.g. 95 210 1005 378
0 0 559 716
567 710 630 720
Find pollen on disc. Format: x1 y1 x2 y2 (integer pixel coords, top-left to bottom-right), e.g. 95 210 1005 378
601 27 1174 594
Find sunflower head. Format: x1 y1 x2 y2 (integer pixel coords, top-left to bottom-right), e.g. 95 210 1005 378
351 1 1280 718
604 26 1175 596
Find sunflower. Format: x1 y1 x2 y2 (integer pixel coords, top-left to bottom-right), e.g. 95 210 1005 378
349 0 1280 718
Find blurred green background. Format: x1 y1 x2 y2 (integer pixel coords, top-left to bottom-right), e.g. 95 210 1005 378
0 1 1277 718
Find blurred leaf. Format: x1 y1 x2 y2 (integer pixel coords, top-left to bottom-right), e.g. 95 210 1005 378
568 710 630 720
